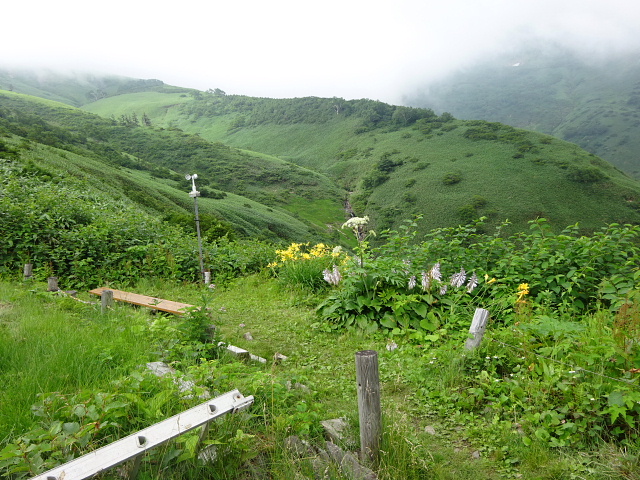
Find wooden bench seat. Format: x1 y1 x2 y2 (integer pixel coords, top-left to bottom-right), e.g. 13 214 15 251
89 287 194 315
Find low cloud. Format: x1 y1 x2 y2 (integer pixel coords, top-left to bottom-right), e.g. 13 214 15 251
2 0 639 104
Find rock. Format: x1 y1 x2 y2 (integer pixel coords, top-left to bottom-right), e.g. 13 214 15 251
321 418 355 447
424 425 436 435
325 441 346 465
324 442 378 480
146 361 210 399
284 435 314 458
471 450 481 459
285 381 310 393
274 352 288 363
340 451 378 480
243 332 254 341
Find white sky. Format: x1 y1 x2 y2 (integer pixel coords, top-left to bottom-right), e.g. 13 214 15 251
2 0 640 104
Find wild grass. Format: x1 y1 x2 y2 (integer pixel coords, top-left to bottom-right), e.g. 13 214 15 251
1 275 638 479
0 281 155 434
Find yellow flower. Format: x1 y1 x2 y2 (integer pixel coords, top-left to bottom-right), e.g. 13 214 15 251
483 274 497 284
516 283 530 302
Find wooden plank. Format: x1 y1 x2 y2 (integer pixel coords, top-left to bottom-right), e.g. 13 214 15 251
89 287 193 315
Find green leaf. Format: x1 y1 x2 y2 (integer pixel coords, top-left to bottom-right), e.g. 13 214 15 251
608 391 625 407
379 315 397 329
419 318 437 332
62 422 80 435
412 303 427 318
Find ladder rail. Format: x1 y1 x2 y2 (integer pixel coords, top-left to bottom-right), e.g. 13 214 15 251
30 389 254 480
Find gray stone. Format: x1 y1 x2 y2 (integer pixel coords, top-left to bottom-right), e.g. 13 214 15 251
321 418 355 447
340 452 378 480
284 436 314 458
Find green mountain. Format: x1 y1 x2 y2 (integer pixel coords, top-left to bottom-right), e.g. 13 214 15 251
3 68 640 239
0 90 342 241
82 89 640 235
406 45 640 178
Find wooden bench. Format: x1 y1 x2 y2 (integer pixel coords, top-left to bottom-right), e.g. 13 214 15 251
89 287 194 315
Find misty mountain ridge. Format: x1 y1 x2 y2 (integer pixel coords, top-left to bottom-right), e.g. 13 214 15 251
406 44 640 178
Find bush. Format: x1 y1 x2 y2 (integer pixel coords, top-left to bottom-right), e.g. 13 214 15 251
442 172 462 185
566 166 607 184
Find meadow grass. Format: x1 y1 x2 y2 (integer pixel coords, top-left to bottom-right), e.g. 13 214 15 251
2 276 638 479
0 280 155 434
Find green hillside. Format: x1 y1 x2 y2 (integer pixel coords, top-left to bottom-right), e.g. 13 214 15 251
407 45 640 178
83 90 640 235
0 90 343 241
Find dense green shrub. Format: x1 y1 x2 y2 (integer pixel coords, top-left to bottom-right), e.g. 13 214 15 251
0 169 274 288
442 172 462 185
316 217 640 334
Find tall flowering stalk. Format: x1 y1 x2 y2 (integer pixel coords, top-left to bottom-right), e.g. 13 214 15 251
342 216 375 269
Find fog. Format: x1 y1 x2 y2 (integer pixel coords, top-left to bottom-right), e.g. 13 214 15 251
2 0 640 104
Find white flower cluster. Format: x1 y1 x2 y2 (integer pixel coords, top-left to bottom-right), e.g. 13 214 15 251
323 265 342 285
407 263 479 294
342 216 369 230
420 263 442 290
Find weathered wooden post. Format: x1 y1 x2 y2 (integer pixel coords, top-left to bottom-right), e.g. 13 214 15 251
47 276 59 292
465 308 490 350
102 289 114 314
23 264 33 279
204 271 211 286
355 350 381 466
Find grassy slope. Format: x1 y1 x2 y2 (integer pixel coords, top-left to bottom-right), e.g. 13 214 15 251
0 90 345 240
3 133 325 241
84 92 640 235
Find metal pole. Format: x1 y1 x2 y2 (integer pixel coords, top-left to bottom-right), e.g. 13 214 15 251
193 195 205 282
186 174 205 283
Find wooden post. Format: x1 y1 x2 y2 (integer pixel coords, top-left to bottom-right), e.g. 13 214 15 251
102 289 114 314
23 264 33 279
355 350 381 466
204 271 211 286
465 308 490 350
47 276 59 292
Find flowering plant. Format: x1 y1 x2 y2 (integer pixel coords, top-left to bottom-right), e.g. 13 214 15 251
269 242 346 292
316 217 488 334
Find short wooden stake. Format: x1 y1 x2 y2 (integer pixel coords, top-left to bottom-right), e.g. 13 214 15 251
204 271 211 285
355 350 381 466
47 276 59 292
465 308 490 350
101 289 114 314
23 264 33 279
